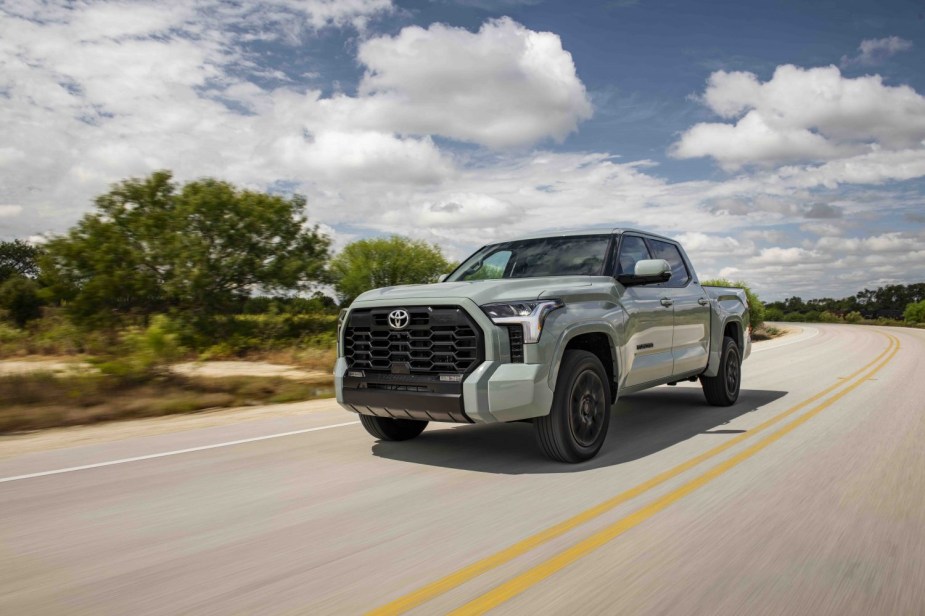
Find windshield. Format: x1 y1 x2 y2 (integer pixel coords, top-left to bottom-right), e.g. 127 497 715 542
447 235 612 281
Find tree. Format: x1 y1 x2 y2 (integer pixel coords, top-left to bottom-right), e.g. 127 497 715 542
905 300 925 324
0 277 43 327
330 235 454 305
0 240 42 283
764 306 784 322
41 171 330 326
701 278 765 330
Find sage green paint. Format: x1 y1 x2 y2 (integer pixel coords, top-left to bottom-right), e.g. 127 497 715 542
335 229 750 424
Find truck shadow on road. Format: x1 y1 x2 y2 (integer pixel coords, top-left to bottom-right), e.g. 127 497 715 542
370 387 787 474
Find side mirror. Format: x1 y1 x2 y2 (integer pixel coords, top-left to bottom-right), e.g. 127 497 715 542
437 273 449 283
617 259 671 286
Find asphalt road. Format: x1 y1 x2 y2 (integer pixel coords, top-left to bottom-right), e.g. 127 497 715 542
2 324 924 615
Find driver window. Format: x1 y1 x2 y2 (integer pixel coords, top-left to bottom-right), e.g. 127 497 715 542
460 250 511 280
617 236 651 276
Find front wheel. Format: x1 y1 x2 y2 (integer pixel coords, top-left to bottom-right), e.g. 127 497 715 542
535 350 611 463
359 415 428 441
700 335 741 406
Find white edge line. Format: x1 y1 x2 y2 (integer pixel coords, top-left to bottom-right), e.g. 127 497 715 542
0 420 360 484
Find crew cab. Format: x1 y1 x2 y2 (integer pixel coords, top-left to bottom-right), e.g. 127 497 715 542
335 228 750 462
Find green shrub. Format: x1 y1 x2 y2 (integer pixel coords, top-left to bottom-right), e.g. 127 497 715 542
844 311 862 324
905 300 925 324
819 311 840 323
0 276 43 327
764 306 784 322
0 322 27 345
97 315 185 380
186 313 337 356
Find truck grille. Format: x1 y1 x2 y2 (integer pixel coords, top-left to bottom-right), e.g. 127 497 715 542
344 306 484 375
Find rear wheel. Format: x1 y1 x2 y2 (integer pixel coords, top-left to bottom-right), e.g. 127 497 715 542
700 335 741 406
359 415 428 441
535 350 611 463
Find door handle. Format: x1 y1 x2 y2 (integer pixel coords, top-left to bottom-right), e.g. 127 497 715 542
698 298 709 306
660 297 674 307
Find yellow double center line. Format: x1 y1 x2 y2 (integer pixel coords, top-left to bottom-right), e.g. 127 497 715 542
370 331 900 616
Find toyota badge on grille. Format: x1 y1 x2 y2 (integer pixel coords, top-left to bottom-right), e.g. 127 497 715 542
388 309 410 329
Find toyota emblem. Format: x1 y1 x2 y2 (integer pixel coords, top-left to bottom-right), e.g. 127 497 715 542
388 309 410 329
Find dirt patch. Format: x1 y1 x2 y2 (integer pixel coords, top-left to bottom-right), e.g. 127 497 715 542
171 360 331 382
0 359 95 376
0 358 331 382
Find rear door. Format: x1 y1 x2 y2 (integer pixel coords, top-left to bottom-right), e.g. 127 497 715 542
616 235 675 387
648 238 711 377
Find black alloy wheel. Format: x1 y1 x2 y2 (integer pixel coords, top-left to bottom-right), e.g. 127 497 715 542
568 369 607 448
700 335 741 406
536 349 612 463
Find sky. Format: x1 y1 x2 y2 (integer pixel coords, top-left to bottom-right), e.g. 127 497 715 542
1 0 924 301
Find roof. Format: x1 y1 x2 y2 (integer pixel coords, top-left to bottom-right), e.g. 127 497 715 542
505 226 676 243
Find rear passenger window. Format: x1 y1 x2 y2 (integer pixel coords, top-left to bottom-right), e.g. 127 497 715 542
648 239 691 287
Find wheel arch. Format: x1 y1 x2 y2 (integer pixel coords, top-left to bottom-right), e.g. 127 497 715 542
723 319 744 352
548 324 620 404
704 316 744 377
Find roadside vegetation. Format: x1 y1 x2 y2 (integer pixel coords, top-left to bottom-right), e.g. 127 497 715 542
0 372 333 433
0 171 451 432
764 284 925 328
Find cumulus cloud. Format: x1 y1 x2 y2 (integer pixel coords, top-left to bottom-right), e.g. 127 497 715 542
2 2 924 299
0 4 597 239
841 36 913 67
274 131 453 184
672 65 925 169
354 18 593 148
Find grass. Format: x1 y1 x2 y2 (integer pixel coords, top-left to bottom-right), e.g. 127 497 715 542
223 345 338 373
0 372 334 434
750 324 786 342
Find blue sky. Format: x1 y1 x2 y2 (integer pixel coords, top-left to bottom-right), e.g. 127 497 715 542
1 0 924 300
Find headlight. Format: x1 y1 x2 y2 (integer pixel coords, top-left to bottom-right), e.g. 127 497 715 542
481 300 563 343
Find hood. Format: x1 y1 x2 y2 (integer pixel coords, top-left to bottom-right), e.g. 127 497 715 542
352 276 602 307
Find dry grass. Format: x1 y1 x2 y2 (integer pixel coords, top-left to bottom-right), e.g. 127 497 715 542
751 324 788 341
0 372 333 434
246 346 338 372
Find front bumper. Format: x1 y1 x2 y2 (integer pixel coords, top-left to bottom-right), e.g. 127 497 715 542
336 357 554 424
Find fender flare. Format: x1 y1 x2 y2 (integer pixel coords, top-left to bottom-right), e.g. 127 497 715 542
703 316 744 377
547 321 622 400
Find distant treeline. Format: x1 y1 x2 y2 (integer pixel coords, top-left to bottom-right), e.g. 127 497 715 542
765 283 925 323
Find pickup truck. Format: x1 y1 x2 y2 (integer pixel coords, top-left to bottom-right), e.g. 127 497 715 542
335 228 750 462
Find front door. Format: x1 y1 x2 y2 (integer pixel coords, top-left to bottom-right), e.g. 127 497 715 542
617 235 675 388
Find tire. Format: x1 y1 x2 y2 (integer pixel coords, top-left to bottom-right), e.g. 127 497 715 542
535 350 611 463
700 335 741 406
359 415 428 441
